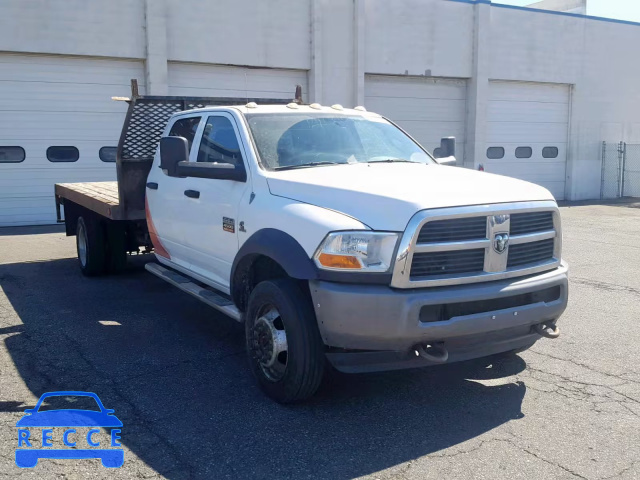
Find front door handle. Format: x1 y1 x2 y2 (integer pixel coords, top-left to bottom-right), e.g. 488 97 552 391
184 189 200 199
146 182 158 190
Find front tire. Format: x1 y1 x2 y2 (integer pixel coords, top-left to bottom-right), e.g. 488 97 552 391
76 216 107 276
245 279 325 403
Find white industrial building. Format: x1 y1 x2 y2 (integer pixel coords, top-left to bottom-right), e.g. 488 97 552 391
1 0 639 225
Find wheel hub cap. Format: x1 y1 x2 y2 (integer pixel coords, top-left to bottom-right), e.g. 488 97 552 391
250 307 288 381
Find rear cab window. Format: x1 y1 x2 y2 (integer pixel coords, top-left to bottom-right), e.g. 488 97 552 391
168 116 202 154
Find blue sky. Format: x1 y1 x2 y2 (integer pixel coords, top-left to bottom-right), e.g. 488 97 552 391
494 0 640 23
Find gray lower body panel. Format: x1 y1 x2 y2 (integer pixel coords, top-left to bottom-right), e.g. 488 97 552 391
310 264 568 373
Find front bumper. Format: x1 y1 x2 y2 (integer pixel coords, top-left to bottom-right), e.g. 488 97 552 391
309 262 568 373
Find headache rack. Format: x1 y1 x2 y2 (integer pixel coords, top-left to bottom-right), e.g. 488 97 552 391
109 79 302 221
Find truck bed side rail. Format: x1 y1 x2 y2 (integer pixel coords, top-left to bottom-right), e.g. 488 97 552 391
115 80 297 220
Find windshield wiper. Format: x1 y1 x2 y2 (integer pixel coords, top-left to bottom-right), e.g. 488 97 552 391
273 161 344 171
365 158 417 164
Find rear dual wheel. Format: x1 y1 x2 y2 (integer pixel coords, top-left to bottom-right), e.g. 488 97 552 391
76 216 107 276
245 278 325 403
76 216 127 276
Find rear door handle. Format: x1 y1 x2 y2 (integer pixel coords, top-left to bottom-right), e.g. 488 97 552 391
146 182 158 190
184 189 200 199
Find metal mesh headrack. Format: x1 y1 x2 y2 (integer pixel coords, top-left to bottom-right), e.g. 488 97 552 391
118 96 291 162
114 81 299 220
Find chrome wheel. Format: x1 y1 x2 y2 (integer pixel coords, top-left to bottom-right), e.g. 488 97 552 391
78 220 88 267
250 305 288 382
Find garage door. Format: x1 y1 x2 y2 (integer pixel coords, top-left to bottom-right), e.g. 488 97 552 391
364 75 467 163
485 81 569 200
0 54 145 226
168 63 307 101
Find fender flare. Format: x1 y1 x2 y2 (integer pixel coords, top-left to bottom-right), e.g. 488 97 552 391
232 228 318 280
230 229 318 307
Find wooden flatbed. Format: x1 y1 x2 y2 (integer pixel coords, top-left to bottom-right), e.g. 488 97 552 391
55 181 139 221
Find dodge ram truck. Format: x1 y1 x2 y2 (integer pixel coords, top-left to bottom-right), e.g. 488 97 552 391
55 84 568 403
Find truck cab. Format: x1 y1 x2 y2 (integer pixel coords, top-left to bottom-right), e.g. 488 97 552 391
146 103 567 402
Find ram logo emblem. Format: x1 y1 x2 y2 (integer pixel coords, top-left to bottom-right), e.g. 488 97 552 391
494 233 509 254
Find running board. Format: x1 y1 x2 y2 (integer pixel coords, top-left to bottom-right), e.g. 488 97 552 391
145 263 242 322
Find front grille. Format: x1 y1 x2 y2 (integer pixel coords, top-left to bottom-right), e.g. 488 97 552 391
410 249 485 278
419 286 561 323
395 204 561 288
510 212 554 236
507 238 555 268
417 216 487 243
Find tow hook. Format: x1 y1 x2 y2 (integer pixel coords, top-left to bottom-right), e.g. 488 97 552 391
415 343 449 363
533 322 561 339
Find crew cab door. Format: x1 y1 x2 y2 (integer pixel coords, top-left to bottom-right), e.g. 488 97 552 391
179 113 250 292
146 114 203 269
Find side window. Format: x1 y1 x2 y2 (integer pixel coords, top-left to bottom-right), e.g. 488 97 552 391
487 147 505 159
515 146 532 159
197 116 243 165
542 146 559 159
168 117 202 154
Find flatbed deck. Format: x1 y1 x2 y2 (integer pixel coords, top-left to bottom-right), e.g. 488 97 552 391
55 181 140 221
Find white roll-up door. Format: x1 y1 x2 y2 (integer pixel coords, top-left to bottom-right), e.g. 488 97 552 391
364 75 467 163
0 54 145 226
168 63 307 101
486 81 570 200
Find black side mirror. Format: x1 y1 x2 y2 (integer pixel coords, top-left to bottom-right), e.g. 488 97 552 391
160 136 189 176
433 137 456 159
433 137 457 166
176 162 247 182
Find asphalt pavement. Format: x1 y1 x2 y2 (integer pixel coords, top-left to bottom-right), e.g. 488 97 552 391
0 203 639 479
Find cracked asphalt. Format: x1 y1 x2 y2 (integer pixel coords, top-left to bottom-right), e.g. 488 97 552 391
0 202 639 479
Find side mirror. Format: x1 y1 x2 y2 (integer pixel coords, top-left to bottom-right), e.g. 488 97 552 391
160 136 189 176
433 137 457 166
176 162 247 182
23 408 35 414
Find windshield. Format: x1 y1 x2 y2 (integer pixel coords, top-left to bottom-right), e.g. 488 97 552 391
245 113 434 170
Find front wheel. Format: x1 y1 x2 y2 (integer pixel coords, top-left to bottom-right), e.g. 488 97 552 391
245 279 325 403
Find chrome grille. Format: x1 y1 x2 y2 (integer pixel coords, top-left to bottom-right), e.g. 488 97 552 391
411 249 485 278
393 202 562 288
510 212 554 236
507 238 555 268
417 217 487 243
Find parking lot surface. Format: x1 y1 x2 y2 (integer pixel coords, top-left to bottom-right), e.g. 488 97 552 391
0 203 639 479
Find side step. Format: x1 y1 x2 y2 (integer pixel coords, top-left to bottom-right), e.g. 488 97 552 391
145 263 242 322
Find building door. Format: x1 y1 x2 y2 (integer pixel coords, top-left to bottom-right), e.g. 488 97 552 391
0 54 145 226
364 75 468 163
485 81 570 200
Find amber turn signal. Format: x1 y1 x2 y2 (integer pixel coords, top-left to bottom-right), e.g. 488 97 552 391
317 253 362 269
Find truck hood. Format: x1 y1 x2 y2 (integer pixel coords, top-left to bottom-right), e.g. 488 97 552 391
266 163 555 231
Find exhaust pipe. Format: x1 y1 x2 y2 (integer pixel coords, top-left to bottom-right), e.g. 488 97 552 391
533 322 560 339
414 343 449 363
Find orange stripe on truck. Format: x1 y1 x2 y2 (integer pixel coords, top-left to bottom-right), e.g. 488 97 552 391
145 197 171 259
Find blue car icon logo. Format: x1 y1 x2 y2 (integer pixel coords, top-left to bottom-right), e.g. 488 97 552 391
15 391 123 468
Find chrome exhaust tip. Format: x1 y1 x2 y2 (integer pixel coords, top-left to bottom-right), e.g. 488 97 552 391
533 322 561 339
414 343 449 363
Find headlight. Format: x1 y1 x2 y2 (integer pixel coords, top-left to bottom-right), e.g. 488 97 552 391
314 231 399 273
